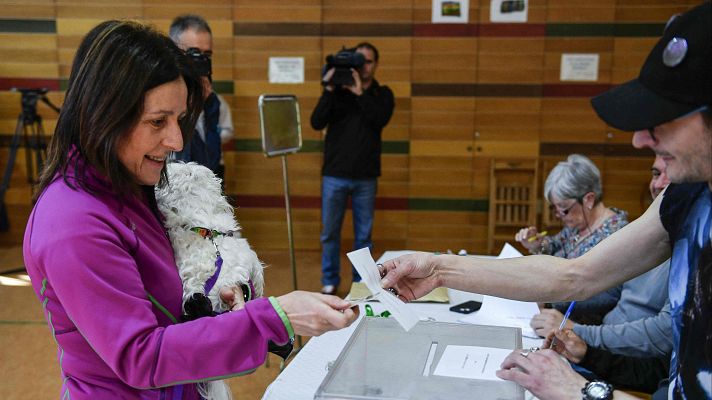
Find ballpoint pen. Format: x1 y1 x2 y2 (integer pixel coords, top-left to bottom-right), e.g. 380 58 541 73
549 301 576 349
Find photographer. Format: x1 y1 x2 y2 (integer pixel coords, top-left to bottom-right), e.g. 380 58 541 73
169 14 233 181
310 42 395 295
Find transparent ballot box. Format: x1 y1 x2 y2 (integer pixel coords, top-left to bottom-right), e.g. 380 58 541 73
315 317 524 400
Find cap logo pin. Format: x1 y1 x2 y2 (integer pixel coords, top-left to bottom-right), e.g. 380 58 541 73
662 37 687 67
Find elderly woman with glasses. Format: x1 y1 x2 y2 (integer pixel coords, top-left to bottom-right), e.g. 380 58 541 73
515 154 628 259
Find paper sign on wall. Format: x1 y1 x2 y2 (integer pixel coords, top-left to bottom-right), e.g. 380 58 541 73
490 0 528 23
432 0 469 23
560 54 599 82
269 57 305 84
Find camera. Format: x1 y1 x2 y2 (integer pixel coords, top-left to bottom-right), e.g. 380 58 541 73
323 47 365 87
12 87 56 124
185 47 212 78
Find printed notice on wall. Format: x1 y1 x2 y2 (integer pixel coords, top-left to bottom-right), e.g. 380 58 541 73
490 0 528 23
269 57 304 84
432 0 469 23
560 54 599 82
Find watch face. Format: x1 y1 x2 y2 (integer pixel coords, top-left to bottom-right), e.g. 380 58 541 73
585 381 612 400
589 385 606 396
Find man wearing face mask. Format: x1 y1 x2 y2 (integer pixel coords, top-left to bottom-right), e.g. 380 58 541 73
310 42 395 296
169 14 234 182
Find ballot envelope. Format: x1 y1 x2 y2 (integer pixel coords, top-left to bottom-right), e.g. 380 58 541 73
314 317 524 400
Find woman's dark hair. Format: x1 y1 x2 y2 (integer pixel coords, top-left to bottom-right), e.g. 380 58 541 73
36 20 203 199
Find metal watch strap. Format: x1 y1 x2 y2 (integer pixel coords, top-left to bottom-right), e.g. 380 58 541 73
582 380 613 400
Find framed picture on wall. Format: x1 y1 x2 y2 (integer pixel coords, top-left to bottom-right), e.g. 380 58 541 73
490 0 528 23
432 0 469 23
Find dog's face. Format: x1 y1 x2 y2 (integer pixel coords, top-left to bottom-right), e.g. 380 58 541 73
156 162 236 232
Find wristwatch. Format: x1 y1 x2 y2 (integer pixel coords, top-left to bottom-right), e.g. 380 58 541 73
582 380 613 400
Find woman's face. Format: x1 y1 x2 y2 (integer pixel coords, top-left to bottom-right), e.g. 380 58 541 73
117 78 187 186
550 195 585 230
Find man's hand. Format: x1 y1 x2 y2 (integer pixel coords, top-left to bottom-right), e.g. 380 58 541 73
497 349 588 400
379 252 440 302
321 68 336 92
530 308 573 337
276 291 358 336
345 68 363 96
543 329 588 364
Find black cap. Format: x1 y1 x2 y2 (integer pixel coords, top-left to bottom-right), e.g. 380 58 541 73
591 2 711 131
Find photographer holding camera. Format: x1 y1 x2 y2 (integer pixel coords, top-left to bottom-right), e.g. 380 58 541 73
310 43 395 295
169 14 233 181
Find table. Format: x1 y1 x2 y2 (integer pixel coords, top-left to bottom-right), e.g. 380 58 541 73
262 251 541 400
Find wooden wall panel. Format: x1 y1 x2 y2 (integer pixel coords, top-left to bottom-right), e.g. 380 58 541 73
0 0 690 253
477 39 545 84
546 0 616 22
412 38 478 84
615 1 699 22
0 0 55 19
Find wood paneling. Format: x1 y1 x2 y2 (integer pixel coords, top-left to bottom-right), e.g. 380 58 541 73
0 1 685 254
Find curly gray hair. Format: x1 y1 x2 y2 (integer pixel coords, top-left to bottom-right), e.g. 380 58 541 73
544 154 602 204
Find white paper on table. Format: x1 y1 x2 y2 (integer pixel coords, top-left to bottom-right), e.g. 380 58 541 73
432 345 510 380
347 247 420 332
497 243 523 259
459 243 541 338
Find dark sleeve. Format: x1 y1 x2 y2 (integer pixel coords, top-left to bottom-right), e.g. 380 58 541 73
570 286 621 320
579 346 669 393
310 90 335 131
660 183 707 245
357 85 394 130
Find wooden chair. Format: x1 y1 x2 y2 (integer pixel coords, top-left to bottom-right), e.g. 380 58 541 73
487 158 538 254
540 157 562 229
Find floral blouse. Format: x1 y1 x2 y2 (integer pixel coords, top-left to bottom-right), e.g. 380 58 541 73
534 208 629 259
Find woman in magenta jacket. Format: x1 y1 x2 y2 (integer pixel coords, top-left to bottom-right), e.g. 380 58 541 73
23 20 357 400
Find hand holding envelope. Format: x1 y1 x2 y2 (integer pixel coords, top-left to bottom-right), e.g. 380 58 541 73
346 247 420 331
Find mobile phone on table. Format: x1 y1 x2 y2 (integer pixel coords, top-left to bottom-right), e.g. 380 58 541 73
449 300 483 314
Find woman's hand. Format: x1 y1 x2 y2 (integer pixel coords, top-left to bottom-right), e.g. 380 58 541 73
543 329 588 364
379 252 440 302
219 286 246 311
276 291 358 336
515 226 542 252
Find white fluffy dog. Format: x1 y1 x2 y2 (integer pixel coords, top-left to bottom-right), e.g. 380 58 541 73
155 162 265 400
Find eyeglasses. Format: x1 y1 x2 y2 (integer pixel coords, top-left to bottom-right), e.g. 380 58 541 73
552 200 580 217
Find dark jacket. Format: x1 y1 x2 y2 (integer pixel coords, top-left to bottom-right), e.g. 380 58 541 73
310 80 394 179
580 346 669 394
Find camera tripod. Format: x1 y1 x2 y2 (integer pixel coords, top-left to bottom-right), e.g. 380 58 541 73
0 88 60 231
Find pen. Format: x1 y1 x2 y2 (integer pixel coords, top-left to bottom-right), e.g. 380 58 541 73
549 301 576 349
527 231 548 242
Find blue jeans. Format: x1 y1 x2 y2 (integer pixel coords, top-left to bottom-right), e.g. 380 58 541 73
320 176 377 287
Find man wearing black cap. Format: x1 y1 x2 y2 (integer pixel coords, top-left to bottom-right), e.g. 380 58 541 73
376 2 711 399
